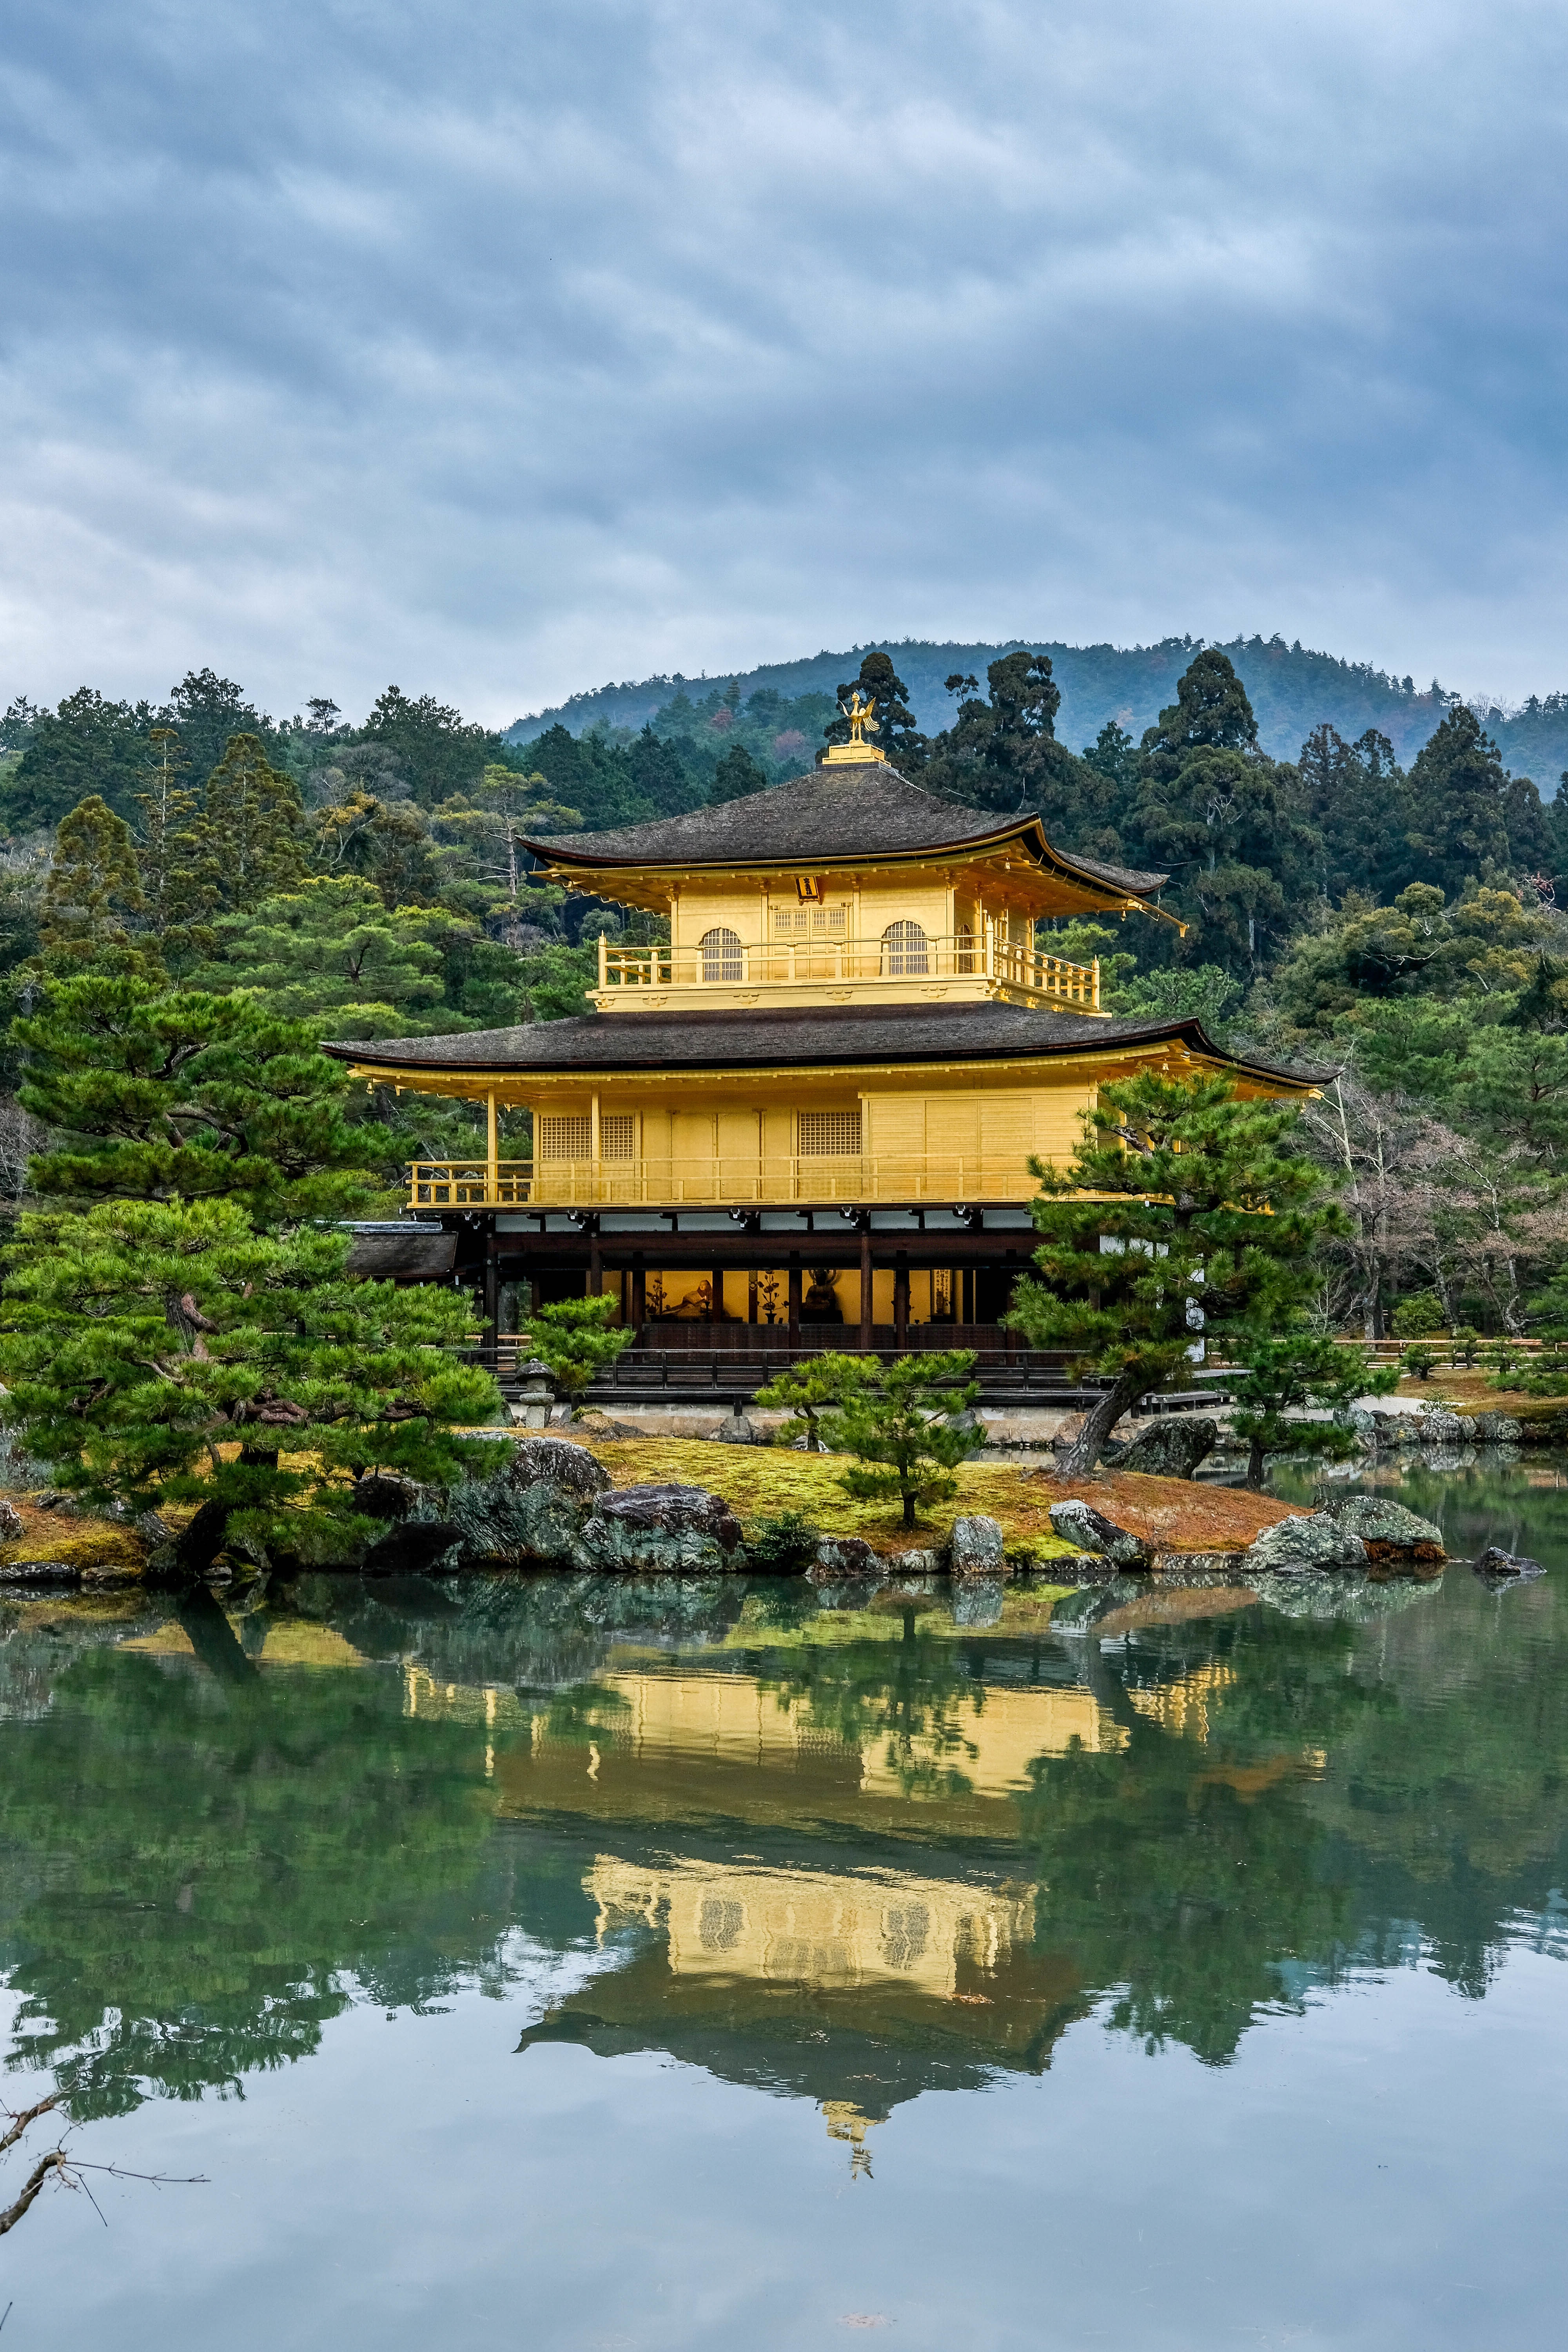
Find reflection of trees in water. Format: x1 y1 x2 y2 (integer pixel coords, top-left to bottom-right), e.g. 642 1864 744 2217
753 1610 996 1800
0 1630 515 2119
2 1540 1564 2123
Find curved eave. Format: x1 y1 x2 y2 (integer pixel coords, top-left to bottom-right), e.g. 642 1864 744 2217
524 815 1168 917
325 1014 1329 1098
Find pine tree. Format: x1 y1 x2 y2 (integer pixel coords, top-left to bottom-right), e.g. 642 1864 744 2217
524 1294 637 1397
1006 1068 1347 1476
1407 706 1513 895
821 652 927 771
38 795 151 972
821 1351 982 1528
0 1196 500 1581
13 974 394 1219
200 731 306 911
753 1351 873 1449
131 726 214 969
1228 1330 1396 1488
1128 653 1320 974
1296 724 1413 902
193 877 446 1036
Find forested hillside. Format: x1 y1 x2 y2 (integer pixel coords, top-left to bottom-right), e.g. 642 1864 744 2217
509 635 1568 786
5 643 1568 1342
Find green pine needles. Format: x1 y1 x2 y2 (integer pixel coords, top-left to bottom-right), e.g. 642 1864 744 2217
0 1198 501 1580
822 1350 982 1530
1007 1067 1348 1476
524 1294 637 1398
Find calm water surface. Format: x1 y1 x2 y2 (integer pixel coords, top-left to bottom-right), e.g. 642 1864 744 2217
1 1454 1565 2350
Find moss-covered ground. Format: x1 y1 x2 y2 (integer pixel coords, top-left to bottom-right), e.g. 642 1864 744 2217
575 1438 1302 1559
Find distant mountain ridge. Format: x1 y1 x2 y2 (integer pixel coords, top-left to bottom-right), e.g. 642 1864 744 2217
507 634 1568 788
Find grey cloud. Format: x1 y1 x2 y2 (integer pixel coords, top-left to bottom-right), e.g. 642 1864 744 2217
2 0 1566 722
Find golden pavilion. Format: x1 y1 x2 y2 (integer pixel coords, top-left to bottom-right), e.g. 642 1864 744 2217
328 704 1315 1372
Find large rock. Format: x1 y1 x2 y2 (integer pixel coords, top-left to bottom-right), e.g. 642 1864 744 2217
441 1437 611 1565
1473 1545 1546 1586
1318 1493 1445 1567
0 1498 24 1542
1413 1409 1465 1445
886 1547 943 1576
811 1535 880 1578
1474 1412 1523 1443
1243 1512 1369 1575
1047 1498 1152 1570
1103 1417 1219 1479
947 1514 1005 1577
572 1483 744 1573
706 1413 759 1445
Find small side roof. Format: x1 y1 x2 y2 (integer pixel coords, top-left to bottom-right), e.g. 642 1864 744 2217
523 757 1167 902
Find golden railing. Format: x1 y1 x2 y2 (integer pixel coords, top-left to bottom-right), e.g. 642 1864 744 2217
408 1154 1038 1210
596 932 1099 1006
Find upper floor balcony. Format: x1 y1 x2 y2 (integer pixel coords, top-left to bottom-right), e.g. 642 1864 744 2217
590 926 1103 1014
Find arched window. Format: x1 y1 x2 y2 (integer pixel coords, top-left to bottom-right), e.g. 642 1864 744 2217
699 926 743 982
882 919 929 977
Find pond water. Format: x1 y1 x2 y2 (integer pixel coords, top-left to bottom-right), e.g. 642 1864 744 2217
1 1454 1565 2350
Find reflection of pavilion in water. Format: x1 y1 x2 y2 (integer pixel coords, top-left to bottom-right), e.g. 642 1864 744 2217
501 1657 1169 2154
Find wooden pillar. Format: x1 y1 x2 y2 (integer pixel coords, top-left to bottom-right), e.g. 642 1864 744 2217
486 1089 499 1204
588 1228 602 1296
483 1232 499 1359
893 1253 909 1347
632 1257 646 1331
748 1268 759 1325
788 1257 802 1343
711 1267 725 1323
859 1229 873 1350
961 1266 973 1325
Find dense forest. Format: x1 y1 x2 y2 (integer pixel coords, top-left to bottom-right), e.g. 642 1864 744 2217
5 642 1568 1342
510 634 1568 782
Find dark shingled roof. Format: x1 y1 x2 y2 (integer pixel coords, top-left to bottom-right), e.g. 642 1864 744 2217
345 1229 458 1281
523 758 1167 900
326 1000 1330 1090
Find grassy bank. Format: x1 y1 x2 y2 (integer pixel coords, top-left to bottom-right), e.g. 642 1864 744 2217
577 1438 1303 1560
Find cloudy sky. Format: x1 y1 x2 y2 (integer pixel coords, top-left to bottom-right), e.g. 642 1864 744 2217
2 0 1565 724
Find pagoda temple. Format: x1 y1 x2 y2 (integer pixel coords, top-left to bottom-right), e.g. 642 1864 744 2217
327 704 1317 1379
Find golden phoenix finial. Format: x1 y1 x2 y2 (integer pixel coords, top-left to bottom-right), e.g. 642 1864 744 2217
838 688 880 746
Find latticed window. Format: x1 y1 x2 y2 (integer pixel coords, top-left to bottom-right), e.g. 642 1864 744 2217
882 918 929 976
537 1113 633 1161
797 1109 862 1157
538 1114 592 1161
773 905 848 936
699 925 744 980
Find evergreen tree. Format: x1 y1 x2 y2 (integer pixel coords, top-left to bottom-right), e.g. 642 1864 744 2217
922 650 1075 816
1128 653 1319 974
1007 1069 1346 1475
361 687 499 807
0 1196 499 1581
193 877 446 1035
165 668 279 777
13 975 393 1219
131 726 211 967
200 732 306 910
821 1350 982 1529
38 796 149 971
753 1351 873 1450
1228 1330 1396 1488
821 652 927 771
1406 705 1513 894
1296 724 1413 902
524 1294 636 1397
710 743 771 802
1 687 156 832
